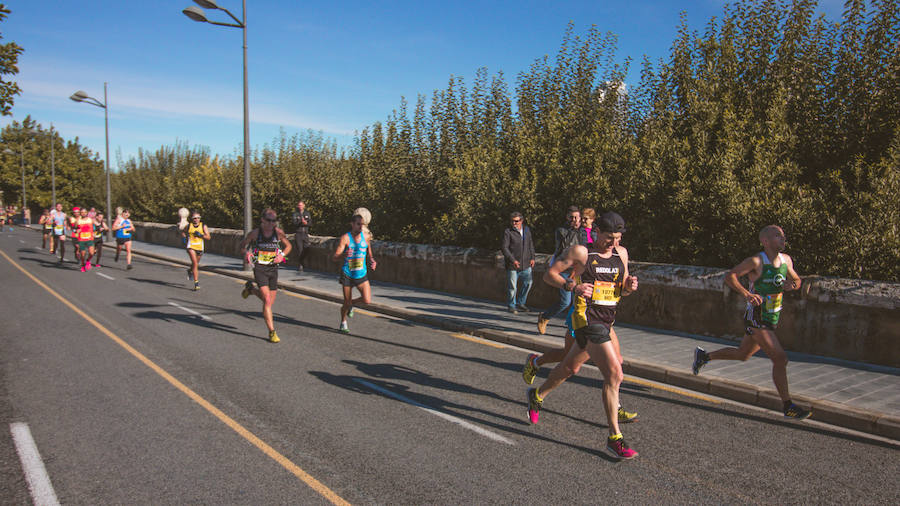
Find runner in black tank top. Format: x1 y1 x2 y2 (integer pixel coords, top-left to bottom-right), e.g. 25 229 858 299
525 212 641 460
239 209 292 343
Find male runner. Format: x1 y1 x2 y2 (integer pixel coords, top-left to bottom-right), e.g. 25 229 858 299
333 213 377 333
692 225 812 419
182 211 210 291
51 204 67 262
74 207 96 271
112 209 135 269
240 209 291 343
92 212 109 267
39 209 52 249
526 211 640 459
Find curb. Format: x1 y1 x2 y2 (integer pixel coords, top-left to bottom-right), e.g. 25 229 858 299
28 232 900 443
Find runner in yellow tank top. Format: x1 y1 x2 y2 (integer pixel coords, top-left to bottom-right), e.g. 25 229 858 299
182 211 210 291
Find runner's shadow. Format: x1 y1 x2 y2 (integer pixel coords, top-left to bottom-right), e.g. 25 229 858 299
129 309 266 341
308 372 618 462
128 277 193 290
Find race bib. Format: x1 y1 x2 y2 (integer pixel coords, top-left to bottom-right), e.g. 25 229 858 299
79 231 93 240
257 251 277 264
764 293 783 313
53 225 63 233
591 281 620 306
348 257 365 271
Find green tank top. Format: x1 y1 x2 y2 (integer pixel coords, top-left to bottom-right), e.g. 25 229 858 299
751 252 788 321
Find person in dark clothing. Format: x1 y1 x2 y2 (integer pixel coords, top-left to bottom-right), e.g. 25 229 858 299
291 200 312 271
501 211 536 313
537 205 581 334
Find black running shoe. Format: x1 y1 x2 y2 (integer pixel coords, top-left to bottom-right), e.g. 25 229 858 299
692 347 710 375
784 403 812 420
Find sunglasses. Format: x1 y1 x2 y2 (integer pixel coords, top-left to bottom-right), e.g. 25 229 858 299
192 216 201 219
511 219 522 223
263 217 277 223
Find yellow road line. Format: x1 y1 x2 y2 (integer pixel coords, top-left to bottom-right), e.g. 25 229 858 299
0 248 350 506
623 375 722 403
451 333 506 349
282 290 312 300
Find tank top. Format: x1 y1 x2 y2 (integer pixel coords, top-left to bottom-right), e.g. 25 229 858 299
77 218 94 241
115 219 133 239
186 222 205 251
52 213 66 235
341 232 368 279
253 229 282 266
571 244 626 330
93 221 102 240
750 252 788 322
42 216 52 231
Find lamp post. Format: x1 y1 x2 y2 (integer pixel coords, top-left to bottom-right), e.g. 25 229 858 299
70 84 112 240
50 123 56 208
4 127 34 223
182 0 252 270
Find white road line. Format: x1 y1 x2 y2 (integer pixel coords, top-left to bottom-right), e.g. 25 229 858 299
19 239 25 243
167 301 211 320
96 272 115 280
10 423 61 506
353 378 515 445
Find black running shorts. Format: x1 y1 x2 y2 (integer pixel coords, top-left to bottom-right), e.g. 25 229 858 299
574 323 612 349
253 264 279 290
339 272 369 287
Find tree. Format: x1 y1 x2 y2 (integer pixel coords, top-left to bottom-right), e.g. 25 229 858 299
0 4 23 116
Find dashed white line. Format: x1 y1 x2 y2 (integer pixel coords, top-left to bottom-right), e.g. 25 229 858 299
353 378 515 445
19 239 25 244
10 423 61 506
167 301 211 320
96 272 115 280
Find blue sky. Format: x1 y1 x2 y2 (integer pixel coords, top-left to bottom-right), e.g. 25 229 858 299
2 0 846 168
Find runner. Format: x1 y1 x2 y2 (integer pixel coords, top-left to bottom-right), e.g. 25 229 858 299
39 209 52 250
92 212 109 267
333 213 377 333
240 209 291 343
74 207 96 272
51 204 67 262
112 209 135 269
692 225 812 420
69 207 82 264
525 212 640 460
182 211 210 291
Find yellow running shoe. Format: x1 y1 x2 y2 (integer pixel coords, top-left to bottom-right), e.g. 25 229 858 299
618 406 639 423
522 354 540 385
536 316 549 335
268 330 280 343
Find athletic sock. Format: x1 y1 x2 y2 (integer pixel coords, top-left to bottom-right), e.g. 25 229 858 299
534 388 543 402
609 433 623 441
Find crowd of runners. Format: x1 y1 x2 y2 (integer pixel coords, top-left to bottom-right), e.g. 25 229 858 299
15 200 812 461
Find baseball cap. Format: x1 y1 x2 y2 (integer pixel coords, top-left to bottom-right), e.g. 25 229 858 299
596 211 626 233
73 207 80 212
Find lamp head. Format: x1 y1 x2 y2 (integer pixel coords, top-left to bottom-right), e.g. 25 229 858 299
193 0 220 9
70 91 89 102
182 5 209 22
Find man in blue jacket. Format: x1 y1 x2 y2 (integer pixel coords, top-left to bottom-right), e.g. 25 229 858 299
501 211 536 313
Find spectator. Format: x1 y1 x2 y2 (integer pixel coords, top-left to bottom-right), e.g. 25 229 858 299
579 207 599 245
537 205 581 334
501 211 536 313
291 200 312 271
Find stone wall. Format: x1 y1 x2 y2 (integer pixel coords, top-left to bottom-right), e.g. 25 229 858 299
133 222 900 367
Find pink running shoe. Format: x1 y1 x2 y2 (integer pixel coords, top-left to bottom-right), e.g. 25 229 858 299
606 436 638 460
85 262 93 271
527 388 542 424
80 266 86 272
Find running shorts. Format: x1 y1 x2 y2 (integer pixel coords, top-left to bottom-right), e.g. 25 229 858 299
77 240 93 253
744 304 777 333
574 323 612 349
116 237 131 245
339 272 369 287
253 264 279 290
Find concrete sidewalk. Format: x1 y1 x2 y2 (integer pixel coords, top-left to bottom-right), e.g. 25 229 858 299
18 225 899 441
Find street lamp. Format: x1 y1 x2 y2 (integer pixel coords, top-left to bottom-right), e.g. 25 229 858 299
70 84 112 240
182 0 252 269
3 127 34 224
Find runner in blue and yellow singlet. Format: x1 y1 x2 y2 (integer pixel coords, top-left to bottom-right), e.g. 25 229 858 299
240 208 292 343
525 211 639 460
182 211 210 291
332 213 377 334
51 204 67 262
112 209 135 269
692 225 812 420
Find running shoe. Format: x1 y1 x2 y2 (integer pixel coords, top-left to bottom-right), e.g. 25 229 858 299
80 266 86 272
618 406 639 423
127 264 133 270
537 316 550 335
94 263 101 268
241 280 253 299
348 306 355 318
526 388 542 424
606 435 638 460
268 330 280 343
193 281 200 291
85 262 92 272
784 403 812 420
692 346 710 375
186 267 192 280
522 354 540 385
339 321 349 333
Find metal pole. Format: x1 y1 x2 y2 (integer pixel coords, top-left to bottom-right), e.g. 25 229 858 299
20 148 26 221
104 82 112 240
241 0 252 270
50 123 56 208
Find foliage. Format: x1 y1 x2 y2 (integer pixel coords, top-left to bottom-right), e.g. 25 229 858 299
0 4 23 116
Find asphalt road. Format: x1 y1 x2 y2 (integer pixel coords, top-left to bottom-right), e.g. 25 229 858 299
1 230 898 505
